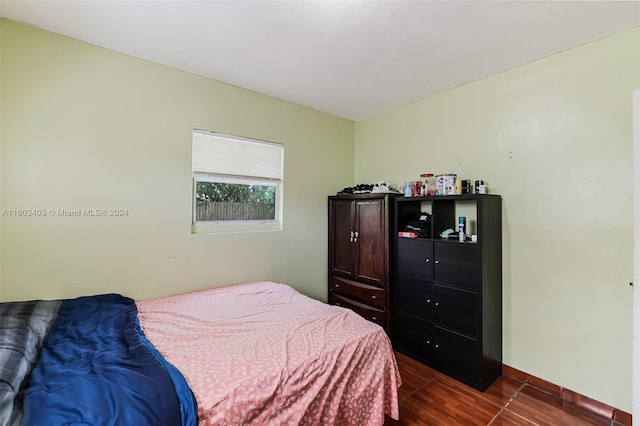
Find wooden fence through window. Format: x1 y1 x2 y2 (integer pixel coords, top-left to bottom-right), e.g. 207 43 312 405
195 201 275 221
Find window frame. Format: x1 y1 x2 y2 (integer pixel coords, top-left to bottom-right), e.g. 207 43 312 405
191 130 283 234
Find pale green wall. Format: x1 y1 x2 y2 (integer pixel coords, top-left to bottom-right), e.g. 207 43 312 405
2 15 637 414
0 19 354 302
356 28 639 412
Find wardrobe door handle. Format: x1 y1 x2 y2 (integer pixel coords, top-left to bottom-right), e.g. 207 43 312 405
425 258 430 263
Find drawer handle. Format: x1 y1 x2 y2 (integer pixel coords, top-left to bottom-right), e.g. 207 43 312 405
426 299 431 303
426 339 431 344
371 295 377 299
425 258 430 263
371 316 377 321
335 302 341 306
435 302 439 306
335 284 340 288
435 344 439 349
435 260 440 264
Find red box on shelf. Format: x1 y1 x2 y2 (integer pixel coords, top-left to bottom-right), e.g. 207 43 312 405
397 231 418 238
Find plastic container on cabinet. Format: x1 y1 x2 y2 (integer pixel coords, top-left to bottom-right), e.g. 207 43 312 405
420 173 436 196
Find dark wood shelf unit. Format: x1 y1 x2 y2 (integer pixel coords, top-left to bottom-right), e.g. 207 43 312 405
392 194 502 391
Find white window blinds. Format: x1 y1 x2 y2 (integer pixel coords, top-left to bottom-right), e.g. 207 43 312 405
193 130 283 180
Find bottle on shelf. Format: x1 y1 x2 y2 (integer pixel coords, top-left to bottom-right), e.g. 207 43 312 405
458 216 466 242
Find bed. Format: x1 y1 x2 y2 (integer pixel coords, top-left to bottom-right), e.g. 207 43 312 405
1 281 400 425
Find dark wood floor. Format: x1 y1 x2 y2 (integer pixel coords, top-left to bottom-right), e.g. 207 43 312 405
385 351 626 426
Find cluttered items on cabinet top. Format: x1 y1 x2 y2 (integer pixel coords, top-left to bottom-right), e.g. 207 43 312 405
337 180 402 195
404 173 489 197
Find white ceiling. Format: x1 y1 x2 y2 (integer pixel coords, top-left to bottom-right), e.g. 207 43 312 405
1 1 639 121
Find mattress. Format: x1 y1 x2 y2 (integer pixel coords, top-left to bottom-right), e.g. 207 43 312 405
137 280 401 425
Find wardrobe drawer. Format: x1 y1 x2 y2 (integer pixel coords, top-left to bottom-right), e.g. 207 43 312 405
330 293 385 327
330 276 386 309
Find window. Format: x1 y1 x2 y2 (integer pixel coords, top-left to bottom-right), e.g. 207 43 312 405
192 130 283 233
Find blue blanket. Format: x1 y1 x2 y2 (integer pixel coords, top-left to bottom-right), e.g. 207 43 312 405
0 294 197 426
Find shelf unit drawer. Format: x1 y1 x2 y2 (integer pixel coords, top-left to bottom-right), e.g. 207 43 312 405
395 276 433 319
394 313 433 360
433 243 480 290
433 326 480 383
397 238 433 281
433 284 478 338
330 293 385 327
330 276 386 309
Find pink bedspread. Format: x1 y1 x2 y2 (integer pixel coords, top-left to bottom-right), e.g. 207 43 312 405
137 281 400 425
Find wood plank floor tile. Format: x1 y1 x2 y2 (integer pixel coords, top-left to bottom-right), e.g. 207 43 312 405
489 409 538 425
506 385 611 426
385 401 448 426
439 373 524 407
388 351 618 426
397 376 503 425
394 351 439 401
